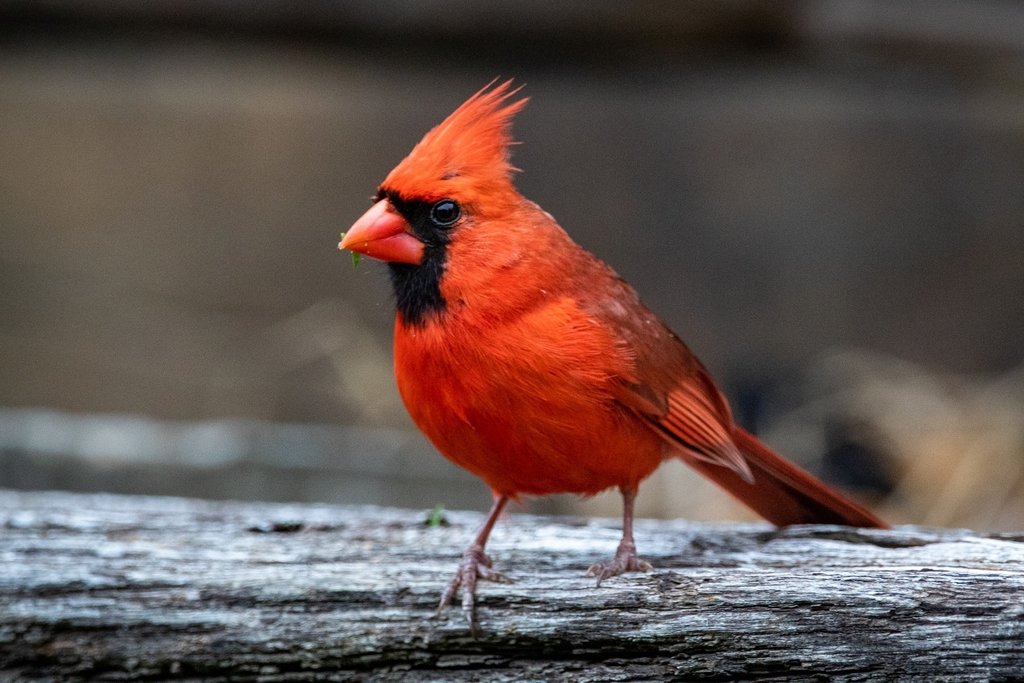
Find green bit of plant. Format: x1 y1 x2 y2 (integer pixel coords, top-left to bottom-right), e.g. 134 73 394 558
339 232 360 268
425 504 448 528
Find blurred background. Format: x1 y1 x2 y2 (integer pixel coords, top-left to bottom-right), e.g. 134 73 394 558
2 1 1023 530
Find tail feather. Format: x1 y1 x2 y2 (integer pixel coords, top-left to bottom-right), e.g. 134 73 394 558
680 426 888 528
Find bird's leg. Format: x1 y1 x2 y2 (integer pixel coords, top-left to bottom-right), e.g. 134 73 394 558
437 494 510 632
587 484 653 585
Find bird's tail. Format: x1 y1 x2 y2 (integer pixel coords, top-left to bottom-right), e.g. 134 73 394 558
681 426 888 528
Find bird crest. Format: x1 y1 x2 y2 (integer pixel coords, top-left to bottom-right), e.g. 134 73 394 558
382 80 528 204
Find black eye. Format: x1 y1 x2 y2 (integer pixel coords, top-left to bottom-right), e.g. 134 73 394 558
430 199 461 227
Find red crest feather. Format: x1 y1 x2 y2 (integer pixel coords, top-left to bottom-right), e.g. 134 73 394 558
382 80 528 203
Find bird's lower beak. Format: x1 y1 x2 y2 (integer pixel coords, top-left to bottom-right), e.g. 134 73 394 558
340 199 424 265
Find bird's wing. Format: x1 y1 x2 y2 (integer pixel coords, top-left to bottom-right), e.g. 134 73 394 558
580 271 754 482
613 366 754 483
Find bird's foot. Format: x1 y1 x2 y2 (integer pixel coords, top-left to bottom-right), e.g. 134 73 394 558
586 541 652 587
436 544 510 633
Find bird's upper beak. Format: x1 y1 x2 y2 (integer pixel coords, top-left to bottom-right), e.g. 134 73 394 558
339 199 424 265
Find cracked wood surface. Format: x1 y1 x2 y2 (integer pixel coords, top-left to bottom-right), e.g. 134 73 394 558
1 489 1023 681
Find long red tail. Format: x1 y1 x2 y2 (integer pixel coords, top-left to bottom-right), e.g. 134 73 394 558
681 427 888 528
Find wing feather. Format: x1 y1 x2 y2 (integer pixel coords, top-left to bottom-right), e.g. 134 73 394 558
615 373 754 483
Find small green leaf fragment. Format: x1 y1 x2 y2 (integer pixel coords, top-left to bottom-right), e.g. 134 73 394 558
425 504 448 528
339 232 361 268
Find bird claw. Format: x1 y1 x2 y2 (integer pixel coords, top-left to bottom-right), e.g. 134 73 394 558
436 545 509 633
586 542 653 586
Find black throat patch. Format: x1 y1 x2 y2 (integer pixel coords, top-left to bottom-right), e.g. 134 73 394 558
383 191 453 326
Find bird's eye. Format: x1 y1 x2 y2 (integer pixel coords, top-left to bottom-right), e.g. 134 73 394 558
430 199 461 227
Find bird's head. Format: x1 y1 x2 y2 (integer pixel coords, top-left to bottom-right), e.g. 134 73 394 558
340 80 531 324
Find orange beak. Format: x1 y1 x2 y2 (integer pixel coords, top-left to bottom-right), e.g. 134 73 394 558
339 199 424 265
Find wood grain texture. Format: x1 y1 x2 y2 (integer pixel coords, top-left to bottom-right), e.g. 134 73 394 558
1 489 1023 681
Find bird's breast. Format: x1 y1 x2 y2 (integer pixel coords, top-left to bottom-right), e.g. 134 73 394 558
392 296 665 496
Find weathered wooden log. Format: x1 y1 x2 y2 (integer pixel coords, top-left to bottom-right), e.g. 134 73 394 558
1 489 1022 681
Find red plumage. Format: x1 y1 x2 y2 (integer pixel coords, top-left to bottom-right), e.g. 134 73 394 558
340 80 885 629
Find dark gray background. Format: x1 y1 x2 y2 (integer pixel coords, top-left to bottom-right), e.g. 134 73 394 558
2 1 1023 528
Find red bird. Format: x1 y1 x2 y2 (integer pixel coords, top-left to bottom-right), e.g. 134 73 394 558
340 81 886 628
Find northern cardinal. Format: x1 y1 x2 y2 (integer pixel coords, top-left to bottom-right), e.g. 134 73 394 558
340 80 886 629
